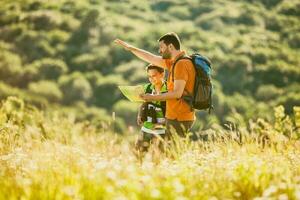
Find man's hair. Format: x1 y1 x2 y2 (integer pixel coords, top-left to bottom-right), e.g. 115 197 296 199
158 32 181 50
146 64 164 73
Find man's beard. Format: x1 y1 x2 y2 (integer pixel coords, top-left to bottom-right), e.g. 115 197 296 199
162 49 171 59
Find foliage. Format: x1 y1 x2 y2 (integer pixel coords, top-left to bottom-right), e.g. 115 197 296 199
0 0 299 128
58 72 92 105
28 80 63 102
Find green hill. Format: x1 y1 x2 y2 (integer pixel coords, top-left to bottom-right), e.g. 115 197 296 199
0 0 299 132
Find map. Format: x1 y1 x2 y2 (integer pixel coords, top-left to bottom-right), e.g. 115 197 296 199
118 85 145 102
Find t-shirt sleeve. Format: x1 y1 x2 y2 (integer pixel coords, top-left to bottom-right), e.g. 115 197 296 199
174 60 188 82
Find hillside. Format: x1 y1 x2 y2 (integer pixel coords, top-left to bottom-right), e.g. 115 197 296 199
0 96 299 199
0 0 299 132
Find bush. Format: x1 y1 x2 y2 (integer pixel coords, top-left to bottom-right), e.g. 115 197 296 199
47 30 70 46
277 1 300 16
85 71 103 88
28 81 63 102
265 14 282 31
71 47 112 73
112 100 140 126
246 0 283 8
59 72 93 104
216 56 252 94
93 75 128 108
114 60 147 83
168 6 190 20
15 31 55 62
276 93 300 114
288 33 300 49
236 11 263 26
0 24 27 42
31 58 68 80
151 1 174 12
255 85 283 101
197 18 224 31
0 49 23 86
25 10 63 30
0 82 23 100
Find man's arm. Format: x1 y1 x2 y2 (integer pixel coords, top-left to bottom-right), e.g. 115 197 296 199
140 80 186 101
114 39 167 69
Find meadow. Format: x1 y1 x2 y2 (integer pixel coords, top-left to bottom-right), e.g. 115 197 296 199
0 0 299 199
1 97 299 200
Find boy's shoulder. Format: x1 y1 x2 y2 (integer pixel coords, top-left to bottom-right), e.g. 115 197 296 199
143 83 153 93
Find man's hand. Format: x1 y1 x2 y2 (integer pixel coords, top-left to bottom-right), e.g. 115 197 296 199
114 39 133 51
114 38 167 69
140 94 157 102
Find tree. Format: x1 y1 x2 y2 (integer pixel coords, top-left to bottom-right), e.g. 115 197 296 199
0 48 23 86
31 58 68 80
28 81 63 103
59 72 92 105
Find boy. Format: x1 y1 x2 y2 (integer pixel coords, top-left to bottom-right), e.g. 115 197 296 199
135 64 167 155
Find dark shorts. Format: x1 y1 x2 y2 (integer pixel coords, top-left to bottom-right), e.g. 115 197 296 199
165 119 194 138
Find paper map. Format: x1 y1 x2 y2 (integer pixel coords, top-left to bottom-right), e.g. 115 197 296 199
118 85 144 102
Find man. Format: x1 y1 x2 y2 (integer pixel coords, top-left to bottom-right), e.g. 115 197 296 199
115 32 195 138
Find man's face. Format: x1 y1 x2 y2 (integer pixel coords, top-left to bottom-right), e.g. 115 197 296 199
147 69 164 85
159 41 171 59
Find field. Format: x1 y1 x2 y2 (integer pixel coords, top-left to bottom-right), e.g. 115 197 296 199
1 97 299 200
0 0 299 198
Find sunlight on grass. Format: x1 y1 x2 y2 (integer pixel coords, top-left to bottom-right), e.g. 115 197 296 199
0 97 300 199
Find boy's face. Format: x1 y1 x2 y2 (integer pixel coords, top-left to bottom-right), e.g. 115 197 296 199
147 69 164 85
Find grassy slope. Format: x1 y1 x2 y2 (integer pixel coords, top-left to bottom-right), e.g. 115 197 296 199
0 97 300 199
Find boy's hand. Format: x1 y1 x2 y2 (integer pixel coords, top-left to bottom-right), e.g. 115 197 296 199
137 115 143 126
114 39 133 51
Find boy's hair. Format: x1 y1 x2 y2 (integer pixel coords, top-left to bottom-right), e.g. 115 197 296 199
158 32 181 50
146 64 164 73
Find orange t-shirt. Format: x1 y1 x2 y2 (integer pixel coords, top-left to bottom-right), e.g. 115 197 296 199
164 51 196 121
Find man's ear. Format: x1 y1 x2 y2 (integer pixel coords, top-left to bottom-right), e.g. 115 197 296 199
168 44 175 51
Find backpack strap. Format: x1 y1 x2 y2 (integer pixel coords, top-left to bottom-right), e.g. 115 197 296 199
171 55 191 82
171 55 194 97
170 56 195 111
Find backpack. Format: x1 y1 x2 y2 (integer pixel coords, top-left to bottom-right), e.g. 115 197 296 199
172 53 213 113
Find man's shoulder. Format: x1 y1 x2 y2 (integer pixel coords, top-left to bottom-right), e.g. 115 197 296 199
177 57 193 64
175 57 194 70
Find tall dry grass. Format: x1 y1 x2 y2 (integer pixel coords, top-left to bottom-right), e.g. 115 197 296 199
0 97 300 200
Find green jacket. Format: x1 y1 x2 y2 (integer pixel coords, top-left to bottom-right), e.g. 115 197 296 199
141 82 167 135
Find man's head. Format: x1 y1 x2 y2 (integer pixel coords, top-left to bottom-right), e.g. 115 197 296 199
158 32 181 59
146 64 164 86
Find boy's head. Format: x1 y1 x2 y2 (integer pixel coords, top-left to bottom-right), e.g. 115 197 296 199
146 64 164 85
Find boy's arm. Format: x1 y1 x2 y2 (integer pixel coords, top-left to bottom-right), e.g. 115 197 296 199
137 103 144 126
114 39 167 69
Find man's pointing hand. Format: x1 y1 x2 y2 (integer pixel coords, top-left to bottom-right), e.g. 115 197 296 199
114 39 133 51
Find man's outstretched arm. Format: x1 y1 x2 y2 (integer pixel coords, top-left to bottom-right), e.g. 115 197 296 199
114 39 167 69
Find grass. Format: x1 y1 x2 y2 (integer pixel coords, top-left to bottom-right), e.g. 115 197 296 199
0 96 300 200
